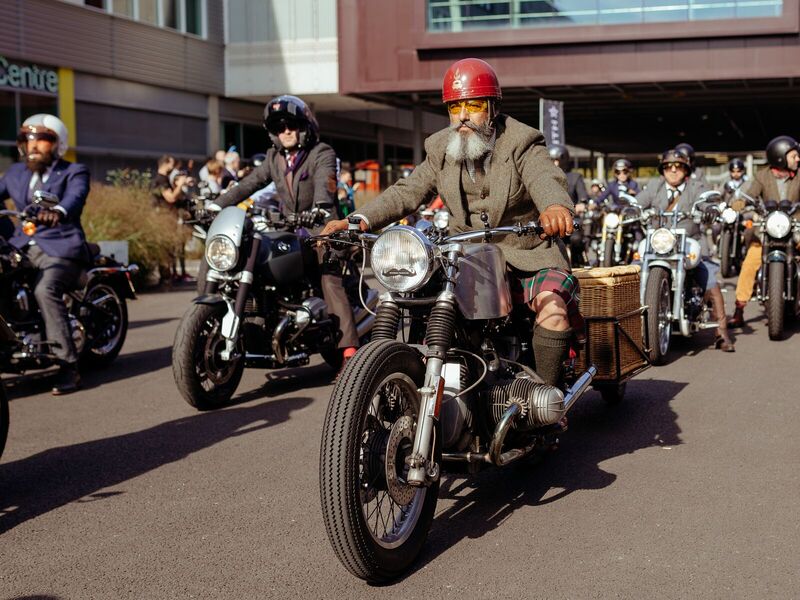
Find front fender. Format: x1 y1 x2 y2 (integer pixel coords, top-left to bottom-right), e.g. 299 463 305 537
87 270 137 300
193 294 227 307
767 250 787 263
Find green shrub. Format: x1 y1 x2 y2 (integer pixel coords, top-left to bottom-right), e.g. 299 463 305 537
82 182 184 285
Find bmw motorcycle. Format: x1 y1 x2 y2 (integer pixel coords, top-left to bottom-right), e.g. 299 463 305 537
318 216 599 583
637 192 720 364
0 199 136 373
171 203 378 410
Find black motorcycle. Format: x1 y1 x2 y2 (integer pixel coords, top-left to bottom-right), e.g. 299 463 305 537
0 205 136 374
171 203 377 410
600 192 644 267
717 182 755 278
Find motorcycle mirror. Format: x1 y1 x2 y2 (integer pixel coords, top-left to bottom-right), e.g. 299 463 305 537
697 190 722 203
32 190 59 208
723 180 738 193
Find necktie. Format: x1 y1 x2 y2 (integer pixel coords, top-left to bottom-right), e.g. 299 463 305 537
667 188 681 211
29 172 43 202
286 154 294 171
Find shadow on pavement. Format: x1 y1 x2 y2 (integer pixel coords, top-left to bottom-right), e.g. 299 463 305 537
0 395 312 534
127 317 179 330
405 378 686 578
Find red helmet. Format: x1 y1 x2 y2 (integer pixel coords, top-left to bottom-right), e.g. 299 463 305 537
441 58 502 103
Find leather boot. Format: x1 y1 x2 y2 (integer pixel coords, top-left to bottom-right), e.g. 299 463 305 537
727 301 746 328
52 364 81 396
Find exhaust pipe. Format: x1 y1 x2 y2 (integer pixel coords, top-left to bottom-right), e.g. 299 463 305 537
563 365 597 413
271 315 292 365
356 314 375 339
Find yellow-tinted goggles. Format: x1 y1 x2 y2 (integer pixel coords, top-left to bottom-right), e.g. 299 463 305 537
446 99 489 115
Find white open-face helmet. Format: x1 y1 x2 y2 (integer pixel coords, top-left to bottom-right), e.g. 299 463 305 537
17 113 69 159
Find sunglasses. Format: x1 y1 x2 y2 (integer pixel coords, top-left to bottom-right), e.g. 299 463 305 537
663 162 687 171
614 169 629 175
17 130 58 145
266 117 305 136
446 99 489 115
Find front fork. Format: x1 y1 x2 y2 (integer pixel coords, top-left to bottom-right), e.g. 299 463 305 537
407 251 460 487
219 234 261 360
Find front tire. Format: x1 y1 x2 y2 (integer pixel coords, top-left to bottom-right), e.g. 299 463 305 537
719 230 734 278
320 340 439 583
0 384 8 461
645 267 672 365
80 283 129 368
172 303 245 410
602 237 615 268
767 261 785 341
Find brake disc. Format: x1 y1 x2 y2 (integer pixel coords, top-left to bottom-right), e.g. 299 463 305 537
385 415 416 506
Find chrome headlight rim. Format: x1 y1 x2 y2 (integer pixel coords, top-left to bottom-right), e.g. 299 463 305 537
765 211 792 239
650 228 677 255
205 234 239 272
603 212 621 229
370 226 436 293
721 207 738 225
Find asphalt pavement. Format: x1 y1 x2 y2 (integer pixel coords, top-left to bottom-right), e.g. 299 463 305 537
1 278 799 599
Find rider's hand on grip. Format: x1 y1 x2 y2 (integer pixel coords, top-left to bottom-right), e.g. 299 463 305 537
539 205 574 239
37 208 62 228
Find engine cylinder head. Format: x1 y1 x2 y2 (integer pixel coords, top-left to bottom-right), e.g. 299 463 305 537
487 377 565 428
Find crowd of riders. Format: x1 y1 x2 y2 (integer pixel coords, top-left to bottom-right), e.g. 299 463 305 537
3 56 799 396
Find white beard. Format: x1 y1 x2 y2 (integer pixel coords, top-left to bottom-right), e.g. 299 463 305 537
445 124 493 163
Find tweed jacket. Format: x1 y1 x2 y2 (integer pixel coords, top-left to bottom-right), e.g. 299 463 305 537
636 176 710 238
217 142 338 219
355 115 573 273
743 167 800 204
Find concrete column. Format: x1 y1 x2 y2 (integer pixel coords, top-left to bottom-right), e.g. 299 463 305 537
596 155 605 182
377 127 387 190
207 95 220 155
746 153 754 179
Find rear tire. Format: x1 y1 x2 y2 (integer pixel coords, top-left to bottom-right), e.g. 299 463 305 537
320 340 439 583
0 384 8 462
767 261 785 341
644 267 672 365
172 303 245 410
80 283 128 368
602 237 615 268
719 230 734 278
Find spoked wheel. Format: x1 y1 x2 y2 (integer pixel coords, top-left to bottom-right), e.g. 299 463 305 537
172 303 244 410
80 283 128 368
0 384 8 462
719 229 734 278
320 340 439 583
645 267 672 365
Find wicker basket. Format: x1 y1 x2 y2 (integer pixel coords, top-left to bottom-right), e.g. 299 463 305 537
573 265 646 380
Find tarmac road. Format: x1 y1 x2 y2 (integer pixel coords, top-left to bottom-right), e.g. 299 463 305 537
1 279 799 599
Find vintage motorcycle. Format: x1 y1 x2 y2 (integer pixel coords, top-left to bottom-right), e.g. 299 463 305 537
600 192 644 267
0 197 136 372
638 192 721 364
318 216 601 582
732 189 800 340
172 203 378 410
716 182 756 278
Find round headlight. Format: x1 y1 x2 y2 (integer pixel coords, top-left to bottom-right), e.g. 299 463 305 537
650 228 677 255
433 210 450 230
603 212 620 229
370 226 434 292
684 237 701 270
721 207 738 225
765 211 791 239
205 235 238 271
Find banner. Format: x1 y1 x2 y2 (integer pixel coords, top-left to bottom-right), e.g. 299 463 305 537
539 98 565 147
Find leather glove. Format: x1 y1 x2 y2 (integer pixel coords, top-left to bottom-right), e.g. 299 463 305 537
298 210 317 228
37 208 62 228
539 205 574 239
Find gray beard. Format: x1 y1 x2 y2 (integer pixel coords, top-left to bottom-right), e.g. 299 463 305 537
445 121 493 163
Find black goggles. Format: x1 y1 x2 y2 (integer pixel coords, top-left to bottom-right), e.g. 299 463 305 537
265 117 305 136
17 130 58 145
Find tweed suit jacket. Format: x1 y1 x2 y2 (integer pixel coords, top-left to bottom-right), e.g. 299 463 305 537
355 115 574 273
744 167 800 204
217 142 338 219
636 176 710 238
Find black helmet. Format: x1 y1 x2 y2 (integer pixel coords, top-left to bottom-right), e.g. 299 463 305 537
548 144 570 166
612 158 632 172
263 95 320 151
765 135 799 170
674 142 696 172
728 157 745 172
657 148 691 175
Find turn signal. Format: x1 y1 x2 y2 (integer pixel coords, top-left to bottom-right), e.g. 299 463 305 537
744 220 753 229
633 251 640 261
22 221 36 236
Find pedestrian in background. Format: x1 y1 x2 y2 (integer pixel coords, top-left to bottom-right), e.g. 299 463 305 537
337 169 359 216
151 154 193 283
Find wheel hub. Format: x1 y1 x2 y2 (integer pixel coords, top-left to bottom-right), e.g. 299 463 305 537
385 415 416 506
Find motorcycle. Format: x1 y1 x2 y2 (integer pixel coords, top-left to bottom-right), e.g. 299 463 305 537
638 192 721 364
171 203 378 410
599 192 644 267
0 195 136 373
317 215 605 582
733 189 800 340
716 181 755 278
571 197 603 267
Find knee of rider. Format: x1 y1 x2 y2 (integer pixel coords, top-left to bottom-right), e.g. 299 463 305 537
34 280 62 302
531 291 568 322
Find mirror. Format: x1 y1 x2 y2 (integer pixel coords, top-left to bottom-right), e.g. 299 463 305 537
32 190 59 208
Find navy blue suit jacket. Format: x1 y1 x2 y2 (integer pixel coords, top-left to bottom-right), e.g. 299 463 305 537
0 159 90 261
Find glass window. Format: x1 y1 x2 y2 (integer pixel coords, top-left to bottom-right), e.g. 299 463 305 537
138 0 159 24
184 0 202 35
242 124 267 158
84 0 105 8
0 91 16 142
162 0 178 29
221 122 241 154
111 0 134 18
19 93 58 125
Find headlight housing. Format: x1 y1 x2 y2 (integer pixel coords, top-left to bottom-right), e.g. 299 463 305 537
650 228 677 255
370 226 435 292
205 235 238 271
721 207 738 225
765 211 792 239
433 210 450 230
603 212 620 229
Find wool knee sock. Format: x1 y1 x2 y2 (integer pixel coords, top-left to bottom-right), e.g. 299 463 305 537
533 325 573 387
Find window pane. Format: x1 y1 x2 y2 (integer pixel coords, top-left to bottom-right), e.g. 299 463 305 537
162 0 178 29
111 0 133 17
185 0 202 35
19 93 58 125
0 145 16 175
0 91 16 142
222 122 241 154
139 0 159 24
242 124 267 158
85 0 105 8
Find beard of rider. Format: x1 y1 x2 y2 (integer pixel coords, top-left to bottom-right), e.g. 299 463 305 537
445 120 494 163
25 149 55 175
